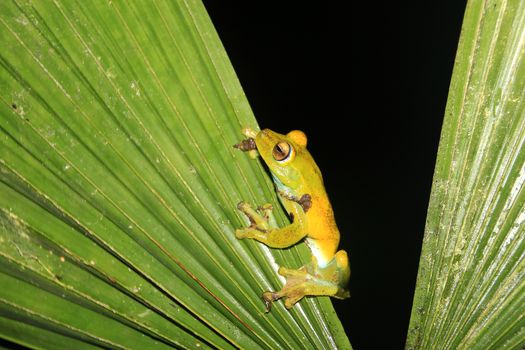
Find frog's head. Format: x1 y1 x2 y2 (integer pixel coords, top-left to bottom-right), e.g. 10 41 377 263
255 129 319 190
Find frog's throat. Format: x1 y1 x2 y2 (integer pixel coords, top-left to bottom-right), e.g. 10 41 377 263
271 173 297 197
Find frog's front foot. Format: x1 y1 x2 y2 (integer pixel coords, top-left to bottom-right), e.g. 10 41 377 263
235 201 274 239
233 128 259 158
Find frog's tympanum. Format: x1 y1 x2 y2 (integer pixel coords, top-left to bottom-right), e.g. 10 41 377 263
234 128 350 312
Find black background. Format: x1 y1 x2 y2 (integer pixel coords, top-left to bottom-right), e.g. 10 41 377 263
202 2 467 349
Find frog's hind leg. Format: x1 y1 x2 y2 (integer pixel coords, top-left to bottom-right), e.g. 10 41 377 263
263 253 350 312
277 266 308 278
282 281 342 309
262 278 341 312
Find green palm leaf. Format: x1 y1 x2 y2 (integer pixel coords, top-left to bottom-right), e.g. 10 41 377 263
407 0 525 349
0 1 350 349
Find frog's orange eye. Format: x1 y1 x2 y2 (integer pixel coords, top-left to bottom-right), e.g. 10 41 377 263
272 142 292 162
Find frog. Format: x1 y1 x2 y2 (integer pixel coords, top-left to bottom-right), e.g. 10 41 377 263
234 128 350 312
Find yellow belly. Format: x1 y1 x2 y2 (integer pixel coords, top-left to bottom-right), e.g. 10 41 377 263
305 197 340 267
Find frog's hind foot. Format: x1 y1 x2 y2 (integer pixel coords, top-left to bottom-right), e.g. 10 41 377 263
262 267 348 312
262 291 279 313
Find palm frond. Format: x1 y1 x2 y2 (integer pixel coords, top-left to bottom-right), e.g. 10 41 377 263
0 1 350 348
407 0 525 348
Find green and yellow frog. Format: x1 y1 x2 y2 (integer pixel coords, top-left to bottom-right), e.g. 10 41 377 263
234 128 350 312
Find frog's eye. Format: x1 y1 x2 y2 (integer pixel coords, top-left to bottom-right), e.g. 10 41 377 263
272 142 292 162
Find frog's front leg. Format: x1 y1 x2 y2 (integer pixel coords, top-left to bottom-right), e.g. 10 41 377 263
235 201 307 248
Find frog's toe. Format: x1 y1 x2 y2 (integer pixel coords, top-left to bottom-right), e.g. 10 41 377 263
257 203 273 218
236 201 249 211
236 201 272 231
235 228 248 239
262 291 278 313
334 288 351 299
241 127 258 138
257 203 273 210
